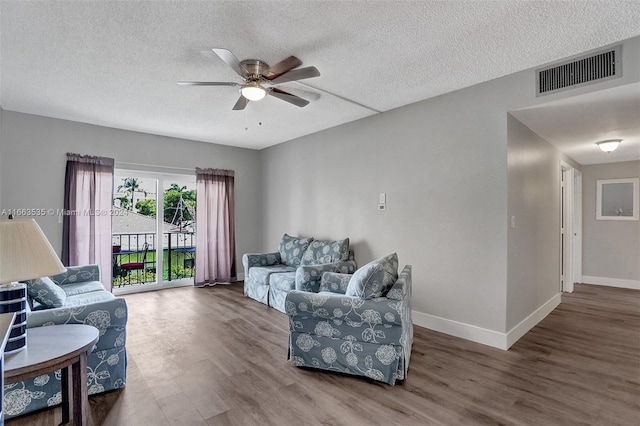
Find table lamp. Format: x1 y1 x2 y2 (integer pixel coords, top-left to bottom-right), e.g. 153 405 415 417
0 218 66 353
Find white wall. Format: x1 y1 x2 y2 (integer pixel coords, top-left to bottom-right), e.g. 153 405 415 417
582 160 640 289
506 115 581 343
0 111 262 273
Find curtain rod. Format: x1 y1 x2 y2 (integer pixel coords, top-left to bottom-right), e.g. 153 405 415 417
115 161 195 173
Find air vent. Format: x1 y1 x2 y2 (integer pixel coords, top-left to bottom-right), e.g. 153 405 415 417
536 45 621 96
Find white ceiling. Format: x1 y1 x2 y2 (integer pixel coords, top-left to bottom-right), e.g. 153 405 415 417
511 83 640 165
1 1 640 152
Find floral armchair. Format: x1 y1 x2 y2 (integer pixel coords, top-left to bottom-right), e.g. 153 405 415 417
285 253 413 385
3 265 127 419
243 234 357 313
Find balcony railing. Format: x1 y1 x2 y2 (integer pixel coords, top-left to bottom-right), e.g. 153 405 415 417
112 232 195 287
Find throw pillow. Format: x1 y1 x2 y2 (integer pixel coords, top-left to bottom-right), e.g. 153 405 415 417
300 238 350 266
345 253 399 299
26 276 67 308
279 234 314 267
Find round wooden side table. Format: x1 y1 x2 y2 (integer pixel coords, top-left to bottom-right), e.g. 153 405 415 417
4 324 99 426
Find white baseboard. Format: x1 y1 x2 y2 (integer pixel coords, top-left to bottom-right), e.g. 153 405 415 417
581 275 640 290
412 292 561 351
412 310 508 350
505 293 561 349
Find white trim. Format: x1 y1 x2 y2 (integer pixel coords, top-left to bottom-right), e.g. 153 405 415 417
412 310 508 350
561 163 575 293
596 178 639 221
115 161 196 174
412 293 561 351
582 275 640 290
505 293 561 348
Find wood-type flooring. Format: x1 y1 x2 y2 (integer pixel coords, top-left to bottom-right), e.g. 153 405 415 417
6 282 639 425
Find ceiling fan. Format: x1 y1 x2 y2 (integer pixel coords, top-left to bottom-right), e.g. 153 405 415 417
178 48 321 110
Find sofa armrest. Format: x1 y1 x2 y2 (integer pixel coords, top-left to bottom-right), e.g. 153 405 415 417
50 264 100 287
27 297 128 351
285 290 405 327
318 272 352 294
242 252 281 272
295 260 357 292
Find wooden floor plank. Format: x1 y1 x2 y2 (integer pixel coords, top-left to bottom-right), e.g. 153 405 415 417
6 282 639 426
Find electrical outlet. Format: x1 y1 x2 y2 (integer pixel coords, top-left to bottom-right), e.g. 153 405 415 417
378 204 386 211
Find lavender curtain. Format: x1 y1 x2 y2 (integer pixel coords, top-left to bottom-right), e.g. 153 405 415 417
62 153 114 291
195 168 236 286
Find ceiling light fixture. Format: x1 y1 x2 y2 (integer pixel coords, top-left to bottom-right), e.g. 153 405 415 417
596 139 622 153
240 82 267 101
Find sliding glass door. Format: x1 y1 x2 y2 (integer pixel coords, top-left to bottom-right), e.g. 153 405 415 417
112 170 196 294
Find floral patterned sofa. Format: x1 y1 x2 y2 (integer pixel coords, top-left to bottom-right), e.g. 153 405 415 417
285 253 412 385
3 264 127 419
242 234 357 313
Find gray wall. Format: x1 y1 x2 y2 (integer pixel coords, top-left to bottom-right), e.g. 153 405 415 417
260 37 640 340
0 111 262 271
262 85 510 332
0 108 3 208
582 160 640 283
506 115 580 330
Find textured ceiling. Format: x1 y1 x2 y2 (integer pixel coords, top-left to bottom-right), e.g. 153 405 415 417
1 1 640 150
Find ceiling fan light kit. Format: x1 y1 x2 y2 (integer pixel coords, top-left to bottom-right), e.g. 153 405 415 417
596 139 622 153
178 48 320 110
241 83 267 101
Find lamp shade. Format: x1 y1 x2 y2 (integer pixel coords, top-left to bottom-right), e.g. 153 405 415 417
0 219 66 284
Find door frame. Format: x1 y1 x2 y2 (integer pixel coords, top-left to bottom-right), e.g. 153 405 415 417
572 170 583 286
113 169 196 295
560 162 582 293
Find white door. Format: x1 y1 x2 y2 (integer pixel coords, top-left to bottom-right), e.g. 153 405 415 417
561 163 575 293
573 172 583 285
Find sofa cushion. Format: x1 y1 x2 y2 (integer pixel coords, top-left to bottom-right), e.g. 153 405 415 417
269 272 296 292
248 265 297 286
279 234 313 267
62 280 106 296
26 277 67 308
300 238 349 266
345 253 399 299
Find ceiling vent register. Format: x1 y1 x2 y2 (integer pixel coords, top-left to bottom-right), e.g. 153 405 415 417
536 45 621 96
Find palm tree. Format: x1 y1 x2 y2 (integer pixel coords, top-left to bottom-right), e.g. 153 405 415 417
117 178 147 210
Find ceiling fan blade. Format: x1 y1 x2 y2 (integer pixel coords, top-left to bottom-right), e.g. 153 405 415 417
270 66 320 84
273 85 321 101
212 48 247 77
177 81 239 86
266 56 302 80
232 95 249 111
269 88 310 108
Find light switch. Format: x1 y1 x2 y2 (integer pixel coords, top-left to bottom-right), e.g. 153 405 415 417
510 216 516 228
379 193 386 204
